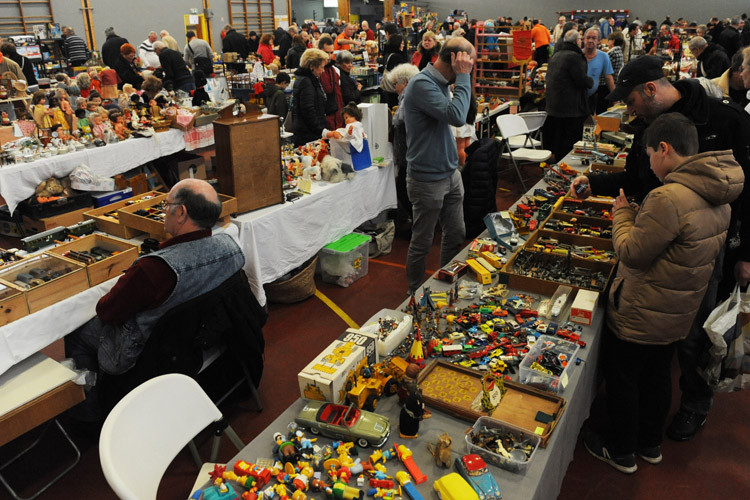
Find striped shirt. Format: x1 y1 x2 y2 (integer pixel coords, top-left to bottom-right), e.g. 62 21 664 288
63 34 89 64
138 39 161 68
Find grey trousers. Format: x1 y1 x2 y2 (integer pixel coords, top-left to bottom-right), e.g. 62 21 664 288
406 170 466 293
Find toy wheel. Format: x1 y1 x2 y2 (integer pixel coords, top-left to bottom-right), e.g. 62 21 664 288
357 437 370 448
309 426 320 435
383 378 397 396
364 395 378 411
345 380 353 392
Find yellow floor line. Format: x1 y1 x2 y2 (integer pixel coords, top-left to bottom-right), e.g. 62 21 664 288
314 289 360 329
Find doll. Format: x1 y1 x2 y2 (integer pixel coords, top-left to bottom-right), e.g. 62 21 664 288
90 111 113 141
323 102 366 153
31 90 54 129
2 111 9 126
398 363 430 438
110 111 131 140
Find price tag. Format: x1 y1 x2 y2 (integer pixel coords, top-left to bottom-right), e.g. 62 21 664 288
488 384 503 407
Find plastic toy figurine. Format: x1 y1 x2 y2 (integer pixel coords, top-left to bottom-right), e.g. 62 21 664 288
427 433 453 468
273 432 302 465
323 103 366 153
326 479 364 500
395 471 424 500
1 111 9 126
394 444 426 484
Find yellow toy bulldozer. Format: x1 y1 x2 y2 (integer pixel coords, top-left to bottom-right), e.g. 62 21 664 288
344 357 409 411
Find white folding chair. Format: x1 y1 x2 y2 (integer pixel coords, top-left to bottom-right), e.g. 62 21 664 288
99 374 244 500
495 114 552 191
505 111 547 149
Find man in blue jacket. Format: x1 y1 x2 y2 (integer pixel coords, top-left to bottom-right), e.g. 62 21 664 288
401 37 475 294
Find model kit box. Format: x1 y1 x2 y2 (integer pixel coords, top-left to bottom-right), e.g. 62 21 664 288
570 289 599 326
298 328 378 404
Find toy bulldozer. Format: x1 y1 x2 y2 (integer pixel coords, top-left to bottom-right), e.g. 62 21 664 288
344 357 409 411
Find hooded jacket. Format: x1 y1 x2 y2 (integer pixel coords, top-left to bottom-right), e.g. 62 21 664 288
544 41 594 117
607 151 744 345
588 78 750 261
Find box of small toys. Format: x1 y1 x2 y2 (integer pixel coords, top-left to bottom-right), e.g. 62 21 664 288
83 191 165 239
0 282 29 326
0 253 88 313
47 233 138 286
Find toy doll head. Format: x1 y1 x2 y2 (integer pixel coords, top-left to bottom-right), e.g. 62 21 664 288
341 102 362 124
31 90 46 106
90 113 103 125
86 100 98 112
76 72 91 90
88 91 102 107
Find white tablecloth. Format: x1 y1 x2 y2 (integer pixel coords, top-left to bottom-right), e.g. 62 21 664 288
232 163 397 306
0 129 185 215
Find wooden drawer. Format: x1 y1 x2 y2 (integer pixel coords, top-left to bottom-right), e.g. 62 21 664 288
83 191 165 239
47 233 139 286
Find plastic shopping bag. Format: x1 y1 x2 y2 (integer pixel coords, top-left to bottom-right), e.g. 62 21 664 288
700 285 741 389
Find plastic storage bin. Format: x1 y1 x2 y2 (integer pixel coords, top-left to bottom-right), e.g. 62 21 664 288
519 335 580 393
465 416 540 473
360 308 413 356
318 233 371 287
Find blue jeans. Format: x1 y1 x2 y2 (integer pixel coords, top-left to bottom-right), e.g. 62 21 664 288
405 170 465 293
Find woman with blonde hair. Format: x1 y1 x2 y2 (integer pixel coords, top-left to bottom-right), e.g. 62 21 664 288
411 31 440 70
292 48 329 146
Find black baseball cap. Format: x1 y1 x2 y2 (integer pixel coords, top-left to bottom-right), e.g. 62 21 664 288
606 55 665 101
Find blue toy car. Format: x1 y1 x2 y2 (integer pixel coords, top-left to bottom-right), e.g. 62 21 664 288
454 454 502 500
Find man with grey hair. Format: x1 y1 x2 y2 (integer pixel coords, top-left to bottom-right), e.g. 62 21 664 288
718 16 741 58
552 15 566 45
139 31 161 68
584 27 615 113
101 27 129 68
154 40 195 92
160 30 179 52
543 29 594 161
690 36 729 79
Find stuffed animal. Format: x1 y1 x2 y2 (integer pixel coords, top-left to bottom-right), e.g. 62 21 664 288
320 155 355 183
427 433 453 468
302 164 321 181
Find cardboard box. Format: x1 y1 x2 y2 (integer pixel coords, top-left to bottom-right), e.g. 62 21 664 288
177 154 207 180
297 328 377 404
337 328 378 366
92 188 134 208
46 233 138 286
358 103 389 158
570 289 599 326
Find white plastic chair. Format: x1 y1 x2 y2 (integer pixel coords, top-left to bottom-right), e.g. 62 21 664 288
99 374 244 500
495 114 552 191
505 111 547 149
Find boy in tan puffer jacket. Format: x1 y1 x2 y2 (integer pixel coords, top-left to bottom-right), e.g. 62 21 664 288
584 112 745 474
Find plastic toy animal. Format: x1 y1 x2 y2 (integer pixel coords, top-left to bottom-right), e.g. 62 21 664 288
427 433 453 468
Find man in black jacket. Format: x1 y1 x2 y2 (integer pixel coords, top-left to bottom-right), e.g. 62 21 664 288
542 29 594 161
571 56 750 442
222 24 249 59
689 37 729 79
101 27 129 68
718 17 741 59
154 42 195 92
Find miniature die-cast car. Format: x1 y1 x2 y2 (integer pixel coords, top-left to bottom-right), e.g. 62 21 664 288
433 472 480 500
454 454 502 500
294 400 390 448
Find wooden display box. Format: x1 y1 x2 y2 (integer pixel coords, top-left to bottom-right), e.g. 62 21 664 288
585 162 625 175
499 245 615 296
83 191 164 239
117 193 237 240
418 361 566 447
47 233 138 286
549 210 613 230
22 206 92 233
214 114 283 214
535 221 613 248
0 254 88 313
555 198 614 219
0 283 29 326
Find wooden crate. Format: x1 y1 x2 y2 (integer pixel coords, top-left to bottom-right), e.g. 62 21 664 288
555 198 614 219
417 361 566 447
0 254 89 313
83 191 165 239
22 206 92 233
117 193 238 240
46 234 139 286
0 283 29 326
214 114 283 214
585 162 625 175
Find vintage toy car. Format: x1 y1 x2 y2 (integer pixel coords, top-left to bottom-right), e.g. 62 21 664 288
454 454 502 500
294 400 390 448
433 472 480 500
